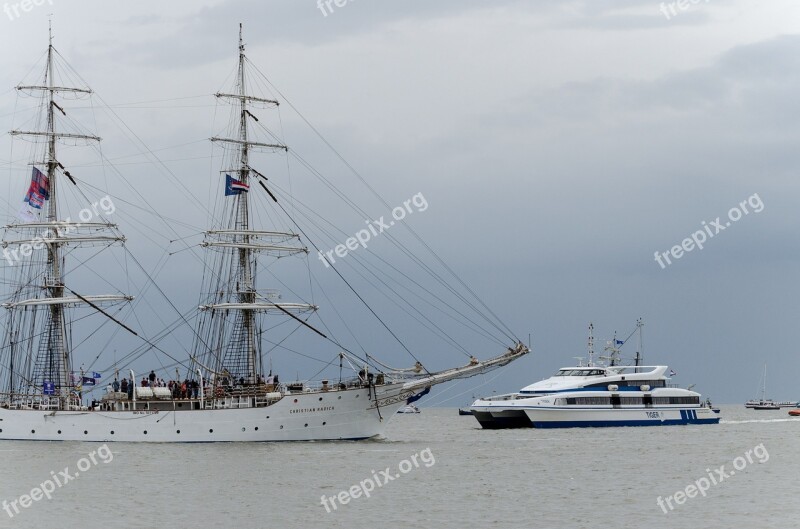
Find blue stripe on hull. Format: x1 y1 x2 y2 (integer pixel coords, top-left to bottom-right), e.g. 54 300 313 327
530 417 719 428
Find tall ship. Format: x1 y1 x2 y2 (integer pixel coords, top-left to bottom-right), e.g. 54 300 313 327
470 321 720 428
0 25 528 442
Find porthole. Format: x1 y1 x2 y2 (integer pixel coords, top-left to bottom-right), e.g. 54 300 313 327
280 425 284 429
209 429 214 433
31 430 35 434
255 427 259 431
110 431 114 435
84 431 88 435
266 416 270 419
176 430 181 434
322 422 327 426
338 396 342 400
143 431 148 435
319 397 323 401
355 394 359 398
242 427 246 432
304 423 308 427
56 430 60 434
293 399 298 403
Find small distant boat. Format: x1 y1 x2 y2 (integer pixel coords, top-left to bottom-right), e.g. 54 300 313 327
747 400 780 410
397 405 420 414
788 408 800 417
746 365 780 410
458 407 473 416
704 398 721 414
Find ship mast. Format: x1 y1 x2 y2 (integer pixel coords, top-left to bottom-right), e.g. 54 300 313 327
43 21 70 397
4 24 132 404
236 24 257 378
202 25 312 384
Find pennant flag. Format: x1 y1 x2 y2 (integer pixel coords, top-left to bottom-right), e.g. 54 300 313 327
225 174 249 196
615 339 624 346
406 386 431 404
24 167 50 209
18 204 38 223
669 369 677 377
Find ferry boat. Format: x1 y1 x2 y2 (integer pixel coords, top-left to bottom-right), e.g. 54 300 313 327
0 25 528 443
470 322 720 428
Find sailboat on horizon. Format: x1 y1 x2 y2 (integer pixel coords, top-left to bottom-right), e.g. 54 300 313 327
745 364 780 410
0 25 528 442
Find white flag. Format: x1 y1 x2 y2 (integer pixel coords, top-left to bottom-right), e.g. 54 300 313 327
17 204 37 223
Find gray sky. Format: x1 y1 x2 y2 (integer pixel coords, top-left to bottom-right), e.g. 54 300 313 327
1 0 798 404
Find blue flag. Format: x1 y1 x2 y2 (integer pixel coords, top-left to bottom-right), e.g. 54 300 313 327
225 174 249 196
43 380 55 395
82 377 97 386
92 372 102 379
406 386 431 405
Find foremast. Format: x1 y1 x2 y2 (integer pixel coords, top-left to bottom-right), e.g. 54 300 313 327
200 25 312 385
2 25 131 404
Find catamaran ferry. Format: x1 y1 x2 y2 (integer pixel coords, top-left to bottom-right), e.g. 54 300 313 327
470 322 719 429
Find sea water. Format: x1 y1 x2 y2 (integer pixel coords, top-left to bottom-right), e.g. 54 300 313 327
0 406 795 529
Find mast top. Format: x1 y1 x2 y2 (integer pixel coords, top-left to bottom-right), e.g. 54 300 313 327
48 16 53 47
239 23 244 53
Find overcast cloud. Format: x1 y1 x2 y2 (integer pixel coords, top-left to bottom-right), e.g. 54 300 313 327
1 0 798 404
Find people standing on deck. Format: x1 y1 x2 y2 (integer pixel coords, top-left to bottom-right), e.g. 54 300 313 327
112 378 120 393
148 370 156 388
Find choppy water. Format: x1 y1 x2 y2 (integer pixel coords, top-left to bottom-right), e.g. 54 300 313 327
0 406 796 528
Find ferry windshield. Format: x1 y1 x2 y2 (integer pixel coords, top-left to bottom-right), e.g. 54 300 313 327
554 369 606 376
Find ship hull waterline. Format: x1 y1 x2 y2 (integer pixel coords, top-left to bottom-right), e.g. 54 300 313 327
471 406 720 429
0 385 412 443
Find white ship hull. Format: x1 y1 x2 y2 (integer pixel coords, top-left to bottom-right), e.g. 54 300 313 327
0 385 412 443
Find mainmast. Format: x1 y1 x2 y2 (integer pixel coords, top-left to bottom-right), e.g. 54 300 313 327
236 24 257 379
202 25 312 385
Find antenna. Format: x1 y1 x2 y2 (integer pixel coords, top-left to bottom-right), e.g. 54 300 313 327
587 322 595 367
635 318 644 366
